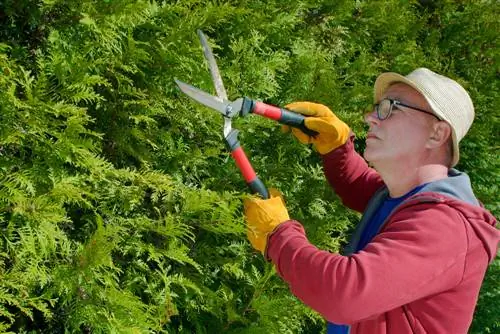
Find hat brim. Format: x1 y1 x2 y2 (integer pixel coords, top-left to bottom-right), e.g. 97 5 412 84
373 72 459 167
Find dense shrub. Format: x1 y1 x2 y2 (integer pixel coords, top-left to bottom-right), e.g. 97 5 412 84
0 0 498 332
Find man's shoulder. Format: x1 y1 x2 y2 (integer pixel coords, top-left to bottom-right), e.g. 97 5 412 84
396 191 490 222
418 169 479 206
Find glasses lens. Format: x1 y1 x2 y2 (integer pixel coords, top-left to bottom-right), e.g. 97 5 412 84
377 99 392 120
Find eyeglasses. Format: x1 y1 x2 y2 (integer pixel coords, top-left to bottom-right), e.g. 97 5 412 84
372 98 441 120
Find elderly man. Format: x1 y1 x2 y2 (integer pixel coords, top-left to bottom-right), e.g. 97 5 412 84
244 68 500 333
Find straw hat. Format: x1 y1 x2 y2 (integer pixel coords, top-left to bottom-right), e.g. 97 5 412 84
374 68 474 167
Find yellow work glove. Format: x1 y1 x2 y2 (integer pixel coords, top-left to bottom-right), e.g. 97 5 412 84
284 102 350 154
244 188 290 255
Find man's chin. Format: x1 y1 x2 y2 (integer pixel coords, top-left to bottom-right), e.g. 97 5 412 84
363 150 384 168
363 149 376 162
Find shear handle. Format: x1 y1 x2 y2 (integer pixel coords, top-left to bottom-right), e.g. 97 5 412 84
241 98 318 137
225 129 269 199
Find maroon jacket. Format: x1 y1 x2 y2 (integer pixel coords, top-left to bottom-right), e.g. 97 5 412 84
267 138 500 333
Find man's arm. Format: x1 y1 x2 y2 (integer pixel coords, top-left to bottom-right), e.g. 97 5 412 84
267 203 467 324
322 135 384 213
283 102 382 212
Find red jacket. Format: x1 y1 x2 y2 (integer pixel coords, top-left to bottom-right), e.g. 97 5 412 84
267 138 500 333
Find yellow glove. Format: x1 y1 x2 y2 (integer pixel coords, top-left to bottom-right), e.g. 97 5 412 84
244 188 290 255
284 102 350 154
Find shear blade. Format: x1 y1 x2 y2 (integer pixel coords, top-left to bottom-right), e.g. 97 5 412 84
175 79 242 118
175 79 229 113
197 30 228 101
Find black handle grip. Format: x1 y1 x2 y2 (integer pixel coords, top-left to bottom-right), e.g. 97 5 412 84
279 109 318 137
242 98 318 137
248 178 269 199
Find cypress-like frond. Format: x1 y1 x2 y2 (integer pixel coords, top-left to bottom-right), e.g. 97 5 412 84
0 0 497 332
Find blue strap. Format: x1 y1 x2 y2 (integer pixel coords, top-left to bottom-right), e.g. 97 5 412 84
327 322 349 334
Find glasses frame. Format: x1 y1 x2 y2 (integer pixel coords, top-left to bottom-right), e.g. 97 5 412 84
373 98 441 121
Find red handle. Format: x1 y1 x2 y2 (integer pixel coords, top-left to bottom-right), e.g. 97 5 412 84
250 100 318 137
226 129 269 198
231 146 257 183
252 101 282 120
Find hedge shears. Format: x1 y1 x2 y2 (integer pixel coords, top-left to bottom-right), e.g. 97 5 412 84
175 30 317 199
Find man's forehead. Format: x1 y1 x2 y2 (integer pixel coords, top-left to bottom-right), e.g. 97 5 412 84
382 83 429 105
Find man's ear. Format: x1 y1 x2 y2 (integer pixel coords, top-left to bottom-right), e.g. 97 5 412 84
427 121 452 149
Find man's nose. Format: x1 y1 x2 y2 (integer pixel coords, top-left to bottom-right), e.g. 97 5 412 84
364 110 380 125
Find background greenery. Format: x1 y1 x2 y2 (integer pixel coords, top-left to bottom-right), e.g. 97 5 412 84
0 0 498 332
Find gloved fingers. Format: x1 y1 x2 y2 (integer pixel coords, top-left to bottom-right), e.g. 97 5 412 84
244 188 290 256
243 197 259 212
246 228 266 254
284 123 316 144
243 194 286 213
243 188 285 212
244 196 290 227
285 101 317 116
268 188 283 199
304 117 339 134
281 124 291 133
243 190 279 207
286 101 334 117
243 197 271 218
290 127 313 144
268 188 287 207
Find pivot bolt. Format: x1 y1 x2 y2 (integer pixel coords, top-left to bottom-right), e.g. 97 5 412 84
225 105 233 116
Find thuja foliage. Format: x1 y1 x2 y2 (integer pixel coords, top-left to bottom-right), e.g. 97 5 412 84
0 0 498 332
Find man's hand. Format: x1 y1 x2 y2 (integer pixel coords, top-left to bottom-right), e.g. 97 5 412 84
244 188 290 255
284 102 350 154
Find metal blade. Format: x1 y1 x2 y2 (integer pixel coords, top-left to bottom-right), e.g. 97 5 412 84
175 79 231 115
197 30 228 101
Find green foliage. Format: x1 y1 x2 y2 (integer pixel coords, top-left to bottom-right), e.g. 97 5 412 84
0 0 498 332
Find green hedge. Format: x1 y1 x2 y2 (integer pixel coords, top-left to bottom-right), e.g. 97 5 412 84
0 0 498 332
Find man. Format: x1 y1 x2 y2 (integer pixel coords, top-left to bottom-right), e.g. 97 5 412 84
244 68 500 333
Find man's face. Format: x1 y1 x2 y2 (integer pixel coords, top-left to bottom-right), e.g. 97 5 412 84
363 83 437 167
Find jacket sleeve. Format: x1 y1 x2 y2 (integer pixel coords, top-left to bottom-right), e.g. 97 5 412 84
322 135 384 213
267 203 468 324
